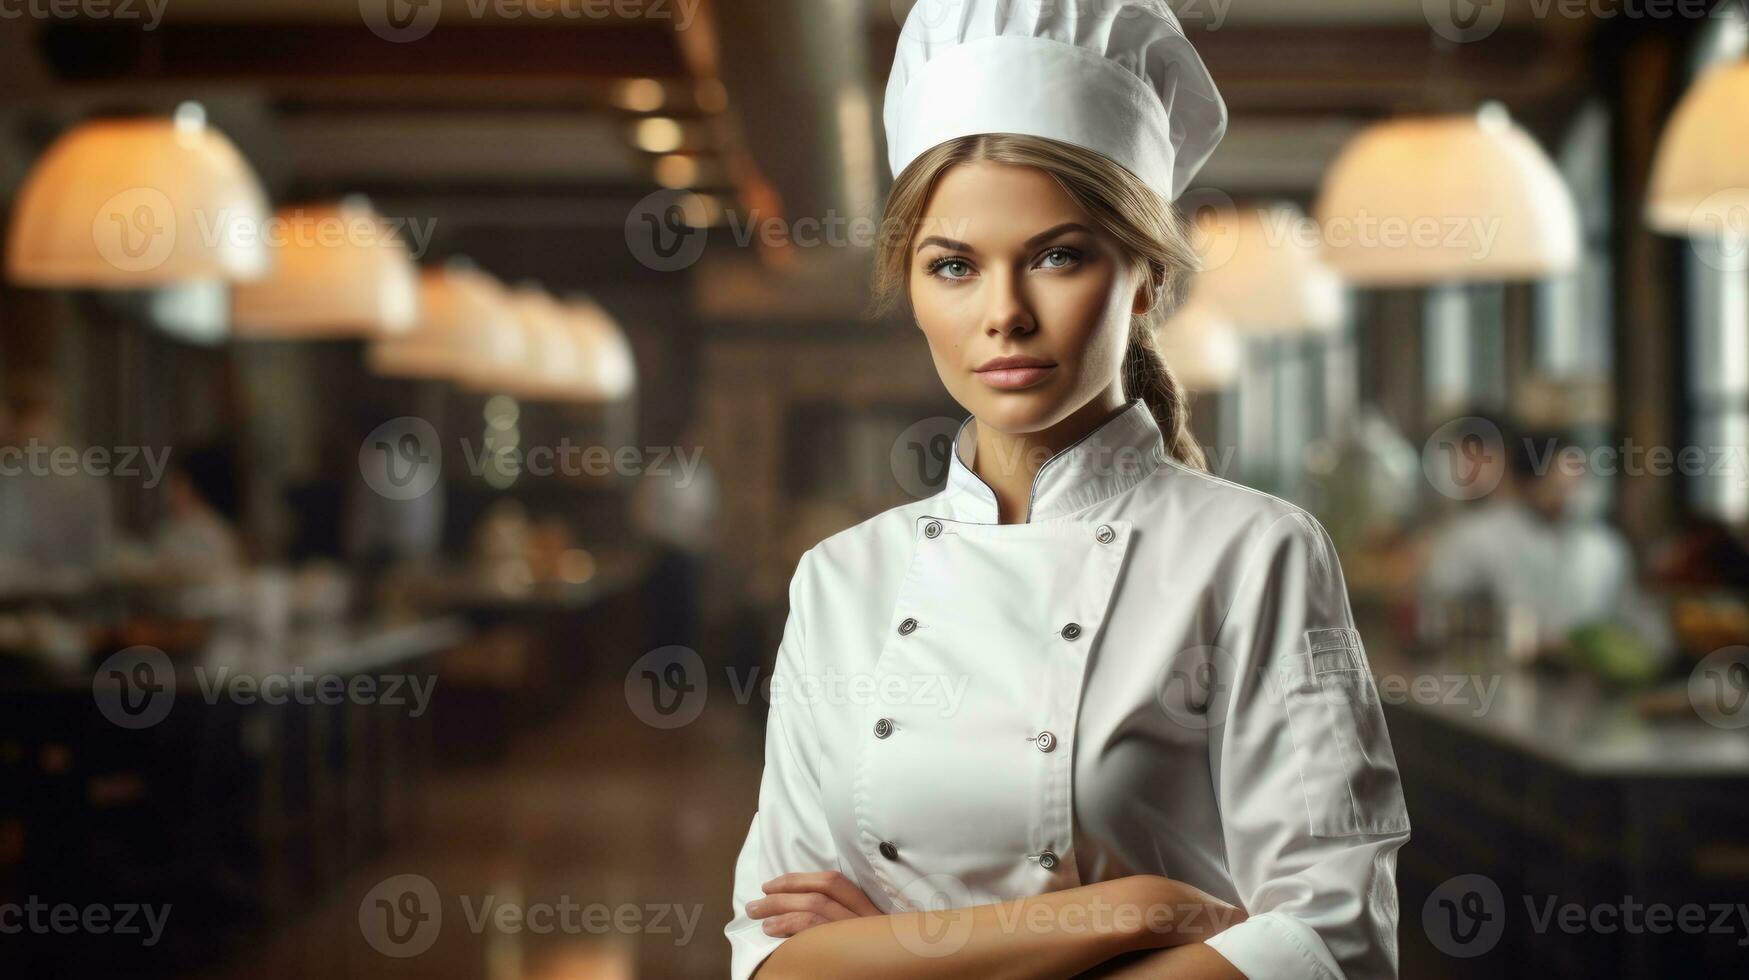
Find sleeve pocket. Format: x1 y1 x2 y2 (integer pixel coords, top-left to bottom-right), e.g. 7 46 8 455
1277 627 1411 838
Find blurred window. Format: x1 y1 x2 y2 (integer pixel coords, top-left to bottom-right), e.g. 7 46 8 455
1539 101 1614 381
1686 7 1749 524
1423 282 1507 415
1236 319 1350 504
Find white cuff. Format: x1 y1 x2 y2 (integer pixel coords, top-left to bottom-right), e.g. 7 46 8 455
1204 911 1343 980
726 922 785 980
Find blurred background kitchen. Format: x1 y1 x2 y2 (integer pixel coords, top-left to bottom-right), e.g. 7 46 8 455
1 1 1748 977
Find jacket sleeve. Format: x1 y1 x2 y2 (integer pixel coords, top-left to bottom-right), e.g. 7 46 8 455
725 548 841 980
1201 512 1411 980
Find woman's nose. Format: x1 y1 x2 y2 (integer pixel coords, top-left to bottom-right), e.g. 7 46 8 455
981 268 1036 338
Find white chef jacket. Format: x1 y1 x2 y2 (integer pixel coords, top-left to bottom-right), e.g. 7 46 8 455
727 399 1410 979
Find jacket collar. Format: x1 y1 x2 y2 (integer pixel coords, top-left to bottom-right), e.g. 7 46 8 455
942 399 1167 524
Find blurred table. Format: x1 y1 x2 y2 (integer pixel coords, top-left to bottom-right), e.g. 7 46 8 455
1375 644 1749 979
0 615 467 978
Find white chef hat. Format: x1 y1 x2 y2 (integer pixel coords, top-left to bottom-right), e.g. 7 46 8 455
883 0 1227 202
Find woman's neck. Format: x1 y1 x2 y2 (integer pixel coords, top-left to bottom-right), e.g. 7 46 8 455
973 384 1128 524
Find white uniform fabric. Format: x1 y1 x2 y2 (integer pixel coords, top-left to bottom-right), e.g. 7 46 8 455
883 0 1228 202
727 400 1411 979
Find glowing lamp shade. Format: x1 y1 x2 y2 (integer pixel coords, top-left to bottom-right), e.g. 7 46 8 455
1647 59 1749 237
370 265 521 383
1192 203 1345 334
560 298 637 403
5 109 271 287
508 288 583 402
1156 300 1243 392
232 201 419 339
1315 108 1581 285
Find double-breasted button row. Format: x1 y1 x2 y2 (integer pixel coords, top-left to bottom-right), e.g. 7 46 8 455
1033 730 1057 753
898 614 1078 641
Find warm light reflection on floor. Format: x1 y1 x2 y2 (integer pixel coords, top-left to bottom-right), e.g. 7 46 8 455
199 684 760 979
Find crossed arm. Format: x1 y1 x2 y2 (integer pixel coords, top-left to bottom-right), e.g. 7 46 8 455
745 870 1249 980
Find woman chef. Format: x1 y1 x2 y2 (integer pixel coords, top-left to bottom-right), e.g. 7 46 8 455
726 1 1411 977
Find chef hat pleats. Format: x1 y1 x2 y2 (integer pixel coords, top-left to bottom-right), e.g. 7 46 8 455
884 0 1227 202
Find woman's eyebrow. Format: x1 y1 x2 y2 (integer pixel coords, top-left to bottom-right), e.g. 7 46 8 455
1023 222 1092 248
915 234 973 254
913 221 1091 255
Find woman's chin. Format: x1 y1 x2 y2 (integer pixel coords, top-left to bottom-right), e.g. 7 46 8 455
963 390 1077 437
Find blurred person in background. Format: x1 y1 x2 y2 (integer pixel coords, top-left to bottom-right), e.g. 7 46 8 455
0 375 117 591
150 444 245 579
1421 416 1670 659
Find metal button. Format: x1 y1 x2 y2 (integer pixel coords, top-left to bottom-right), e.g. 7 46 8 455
1095 524 1116 544
1061 623 1083 641
879 841 899 861
898 617 918 636
1035 731 1057 753
874 718 894 739
924 520 942 539
1038 850 1059 871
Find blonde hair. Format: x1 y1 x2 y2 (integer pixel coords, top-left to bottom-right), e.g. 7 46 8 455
870 134 1206 470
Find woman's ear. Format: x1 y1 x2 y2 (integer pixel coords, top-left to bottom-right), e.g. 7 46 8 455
1131 269 1158 317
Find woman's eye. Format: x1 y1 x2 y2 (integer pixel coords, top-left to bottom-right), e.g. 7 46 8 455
929 258 973 280
1037 247 1079 270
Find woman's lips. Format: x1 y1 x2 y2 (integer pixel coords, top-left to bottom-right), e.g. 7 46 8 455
973 361 1057 390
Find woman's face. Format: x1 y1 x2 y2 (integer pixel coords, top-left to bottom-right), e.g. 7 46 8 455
909 160 1145 436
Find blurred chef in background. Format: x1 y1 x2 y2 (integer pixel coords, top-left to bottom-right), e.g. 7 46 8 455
1421 414 1670 658
151 443 245 579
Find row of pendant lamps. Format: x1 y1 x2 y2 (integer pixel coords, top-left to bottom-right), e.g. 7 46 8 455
1161 50 1749 392
9 53 1743 399
2 104 635 405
